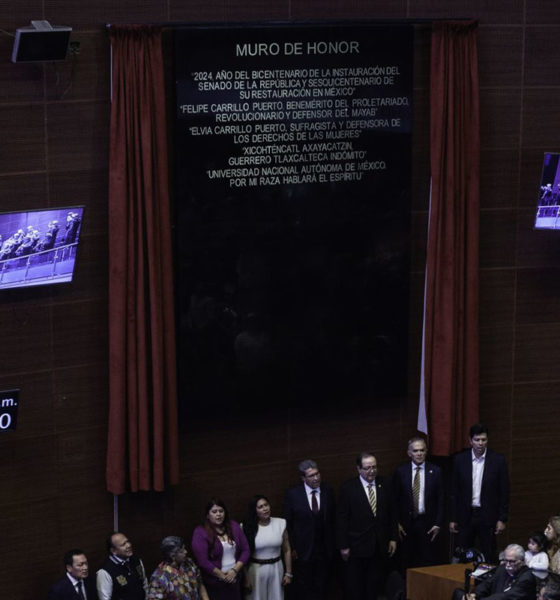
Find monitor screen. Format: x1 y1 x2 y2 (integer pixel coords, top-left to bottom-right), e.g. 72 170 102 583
0 206 84 290
535 152 560 230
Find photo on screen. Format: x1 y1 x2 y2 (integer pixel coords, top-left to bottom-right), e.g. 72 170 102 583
535 152 560 230
0 206 84 290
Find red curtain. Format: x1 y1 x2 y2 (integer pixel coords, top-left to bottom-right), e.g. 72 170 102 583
107 25 179 493
422 21 480 455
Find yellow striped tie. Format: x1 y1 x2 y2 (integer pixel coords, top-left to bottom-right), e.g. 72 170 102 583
367 484 377 515
413 466 421 516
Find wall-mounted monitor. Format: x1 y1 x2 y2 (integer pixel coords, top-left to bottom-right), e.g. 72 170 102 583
535 152 560 230
0 206 84 290
11 23 72 63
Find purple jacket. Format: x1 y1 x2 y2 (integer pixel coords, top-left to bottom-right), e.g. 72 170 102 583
191 520 250 578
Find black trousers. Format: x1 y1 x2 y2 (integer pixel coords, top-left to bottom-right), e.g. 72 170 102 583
456 508 495 562
400 514 438 570
292 555 330 600
346 553 387 600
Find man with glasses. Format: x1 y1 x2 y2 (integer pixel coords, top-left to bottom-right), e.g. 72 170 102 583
452 544 535 600
284 459 336 600
337 452 398 600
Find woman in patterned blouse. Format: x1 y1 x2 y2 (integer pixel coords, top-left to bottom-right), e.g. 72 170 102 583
147 536 210 600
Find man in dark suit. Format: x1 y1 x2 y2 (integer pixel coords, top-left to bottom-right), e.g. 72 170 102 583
452 544 535 600
393 436 443 570
449 423 509 562
48 548 98 600
283 458 336 600
337 452 398 600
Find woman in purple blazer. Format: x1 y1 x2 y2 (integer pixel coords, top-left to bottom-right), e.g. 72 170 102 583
191 498 250 600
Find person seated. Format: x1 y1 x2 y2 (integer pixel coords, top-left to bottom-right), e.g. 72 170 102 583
525 531 549 571
451 543 536 600
545 517 560 574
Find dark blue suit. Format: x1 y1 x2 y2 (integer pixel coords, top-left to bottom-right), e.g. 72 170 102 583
47 575 97 600
450 448 509 561
393 461 443 568
284 482 335 600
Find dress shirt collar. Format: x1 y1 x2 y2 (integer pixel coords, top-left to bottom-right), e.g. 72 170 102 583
109 554 129 566
471 449 487 462
411 462 425 471
304 482 320 496
66 572 82 586
359 475 375 488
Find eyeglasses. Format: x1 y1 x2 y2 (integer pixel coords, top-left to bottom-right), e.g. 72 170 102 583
503 559 520 564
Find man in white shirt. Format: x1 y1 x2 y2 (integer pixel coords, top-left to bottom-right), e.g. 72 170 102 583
97 531 148 600
449 424 509 562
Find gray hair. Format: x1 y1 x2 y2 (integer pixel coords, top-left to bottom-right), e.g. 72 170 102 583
505 544 525 561
160 536 184 563
407 436 427 450
298 459 317 475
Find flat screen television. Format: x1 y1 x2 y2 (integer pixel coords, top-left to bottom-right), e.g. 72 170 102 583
535 152 560 230
0 206 84 290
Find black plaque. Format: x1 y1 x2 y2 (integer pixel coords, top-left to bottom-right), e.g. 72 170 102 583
174 23 413 416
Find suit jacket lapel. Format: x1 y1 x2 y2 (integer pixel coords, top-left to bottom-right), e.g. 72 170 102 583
406 464 414 505
298 484 311 512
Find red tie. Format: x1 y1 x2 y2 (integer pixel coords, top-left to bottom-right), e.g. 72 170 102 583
311 490 319 513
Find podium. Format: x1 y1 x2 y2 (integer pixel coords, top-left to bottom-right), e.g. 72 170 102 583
407 563 473 600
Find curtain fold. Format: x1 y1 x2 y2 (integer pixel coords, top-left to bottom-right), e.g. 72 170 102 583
421 21 480 455
107 25 179 493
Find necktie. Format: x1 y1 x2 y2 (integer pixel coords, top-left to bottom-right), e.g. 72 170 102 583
367 484 376 515
76 580 86 600
413 466 421 516
311 489 319 514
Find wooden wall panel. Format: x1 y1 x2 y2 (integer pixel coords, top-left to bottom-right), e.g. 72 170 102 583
480 148 520 209
479 208 518 268
478 26 523 88
408 0 524 24
479 269 516 328
0 104 46 172
1 2 560 597
291 0 407 20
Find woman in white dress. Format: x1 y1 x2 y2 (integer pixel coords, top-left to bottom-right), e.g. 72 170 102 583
243 495 292 600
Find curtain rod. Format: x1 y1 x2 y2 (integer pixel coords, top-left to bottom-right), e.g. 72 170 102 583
105 17 476 29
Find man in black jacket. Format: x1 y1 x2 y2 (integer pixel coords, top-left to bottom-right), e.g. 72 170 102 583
452 544 535 600
449 423 509 562
393 436 444 569
48 548 97 600
96 532 148 600
284 459 336 600
337 452 398 600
